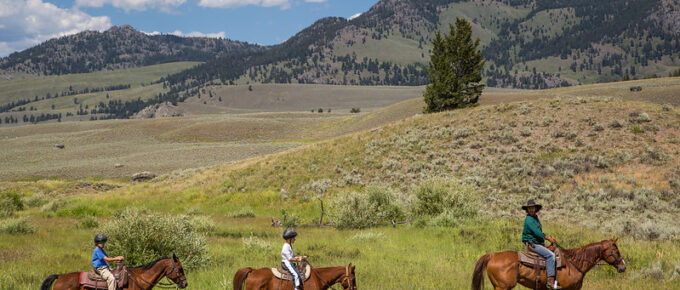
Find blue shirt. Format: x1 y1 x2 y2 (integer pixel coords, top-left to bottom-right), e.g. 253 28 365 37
92 247 110 268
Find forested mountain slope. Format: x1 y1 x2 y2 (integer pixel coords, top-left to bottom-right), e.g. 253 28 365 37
164 0 680 90
0 25 263 76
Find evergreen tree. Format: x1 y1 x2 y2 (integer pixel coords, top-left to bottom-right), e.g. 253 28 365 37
424 18 485 113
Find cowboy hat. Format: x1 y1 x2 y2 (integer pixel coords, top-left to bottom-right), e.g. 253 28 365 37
521 199 542 211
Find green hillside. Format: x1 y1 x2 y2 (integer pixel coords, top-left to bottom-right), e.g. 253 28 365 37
0 62 200 125
1 79 680 288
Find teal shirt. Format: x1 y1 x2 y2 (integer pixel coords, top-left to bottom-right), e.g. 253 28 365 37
522 215 546 245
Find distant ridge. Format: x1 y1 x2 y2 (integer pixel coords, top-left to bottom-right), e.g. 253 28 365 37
0 25 264 76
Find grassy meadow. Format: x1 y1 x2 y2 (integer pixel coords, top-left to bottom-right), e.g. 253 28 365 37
3 78 680 289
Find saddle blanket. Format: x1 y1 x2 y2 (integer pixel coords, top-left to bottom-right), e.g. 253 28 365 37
79 268 127 289
272 264 312 281
519 250 565 269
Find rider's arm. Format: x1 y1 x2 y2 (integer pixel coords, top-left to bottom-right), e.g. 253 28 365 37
526 218 546 240
104 256 124 262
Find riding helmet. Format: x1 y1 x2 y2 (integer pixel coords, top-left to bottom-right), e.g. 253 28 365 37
94 233 108 244
283 228 298 240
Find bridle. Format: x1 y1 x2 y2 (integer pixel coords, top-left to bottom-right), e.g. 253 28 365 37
127 258 187 289
603 240 624 266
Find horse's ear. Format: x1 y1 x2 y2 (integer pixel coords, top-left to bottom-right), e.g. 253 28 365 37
172 253 177 260
612 237 618 242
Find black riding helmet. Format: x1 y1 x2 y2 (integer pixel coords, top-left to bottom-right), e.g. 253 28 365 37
94 233 108 244
283 228 298 240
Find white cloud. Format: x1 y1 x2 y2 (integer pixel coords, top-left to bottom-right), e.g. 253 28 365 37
74 0 186 12
144 30 226 39
0 0 111 57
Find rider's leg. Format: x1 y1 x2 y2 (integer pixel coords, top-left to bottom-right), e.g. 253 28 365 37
97 267 117 290
283 261 302 289
532 244 558 288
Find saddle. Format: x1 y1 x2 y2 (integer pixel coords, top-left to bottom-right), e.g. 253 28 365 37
79 264 128 289
272 262 312 282
519 246 565 269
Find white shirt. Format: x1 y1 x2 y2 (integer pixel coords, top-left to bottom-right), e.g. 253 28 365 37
281 243 294 263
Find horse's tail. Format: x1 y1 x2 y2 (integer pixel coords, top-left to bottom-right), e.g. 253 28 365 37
471 254 491 290
233 267 253 290
40 274 59 290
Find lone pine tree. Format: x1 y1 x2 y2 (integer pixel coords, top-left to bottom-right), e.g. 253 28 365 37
424 18 485 113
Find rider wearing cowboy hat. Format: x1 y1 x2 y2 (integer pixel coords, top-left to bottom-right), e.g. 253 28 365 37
92 233 124 290
282 228 307 290
521 200 560 289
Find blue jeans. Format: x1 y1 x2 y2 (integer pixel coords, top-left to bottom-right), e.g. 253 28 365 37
532 244 556 277
282 261 301 288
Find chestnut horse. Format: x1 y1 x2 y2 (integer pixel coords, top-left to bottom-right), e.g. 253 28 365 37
233 264 356 290
40 254 188 290
472 238 626 290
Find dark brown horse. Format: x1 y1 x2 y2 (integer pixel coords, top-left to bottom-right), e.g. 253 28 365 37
233 264 356 290
472 238 626 290
41 254 188 290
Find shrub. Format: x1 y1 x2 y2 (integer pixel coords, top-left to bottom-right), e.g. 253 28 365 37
551 130 565 138
242 236 271 255
593 124 604 131
24 193 48 208
41 199 67 213
0 191 24 218
351 231 385 242
0 218 36 234
101 209 208 269
410 179 478 225
630 125 644 134
609 119 624 129
329 186 404 229
79 216 100 229
520 128 532 137
280 209 300 228
350 108 361 113
453 127 475 139
520 105 531 115
189 216 216 234
640 146 669 165
228 208 256 218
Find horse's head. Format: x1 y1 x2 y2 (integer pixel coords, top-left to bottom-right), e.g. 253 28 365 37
340 263 357 290
167 253 188 288
602 238 626 273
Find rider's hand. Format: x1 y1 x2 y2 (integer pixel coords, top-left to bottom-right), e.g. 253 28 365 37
117 256 125 261
546 235 556 243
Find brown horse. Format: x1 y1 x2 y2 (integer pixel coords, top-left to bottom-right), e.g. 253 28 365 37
233 264 356 290
41 254 188 290
472 238 626 290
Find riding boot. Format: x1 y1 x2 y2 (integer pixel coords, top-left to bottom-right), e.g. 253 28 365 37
546 276 560 289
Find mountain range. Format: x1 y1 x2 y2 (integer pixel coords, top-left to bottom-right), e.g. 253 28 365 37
2 0 680 91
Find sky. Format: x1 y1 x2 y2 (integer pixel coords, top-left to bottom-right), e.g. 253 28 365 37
0 0 381 57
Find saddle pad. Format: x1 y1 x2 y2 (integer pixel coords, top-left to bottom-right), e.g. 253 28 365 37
79 270 127 289
271 264 312 281
519 250 564 269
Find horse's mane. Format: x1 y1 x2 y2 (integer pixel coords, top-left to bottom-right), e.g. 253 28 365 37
130 257 169 269
561 241 603 264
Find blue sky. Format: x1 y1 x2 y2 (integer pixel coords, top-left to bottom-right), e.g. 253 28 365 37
0 0 380 57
